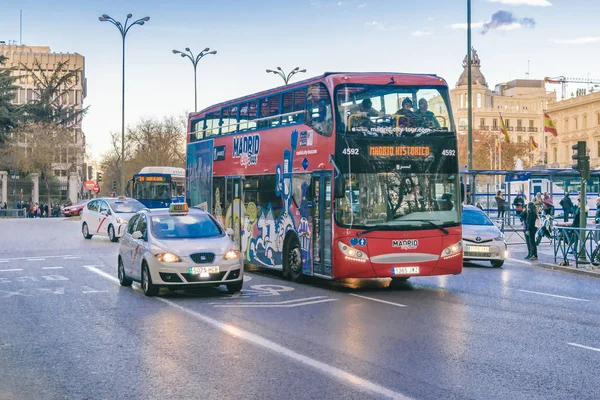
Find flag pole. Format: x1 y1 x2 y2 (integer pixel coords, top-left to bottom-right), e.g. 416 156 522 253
541 110 546 165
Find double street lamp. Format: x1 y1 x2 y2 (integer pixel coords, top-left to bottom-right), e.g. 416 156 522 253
172 47 217 112
99 13 150 196
266 67 306 85
10 170 19 209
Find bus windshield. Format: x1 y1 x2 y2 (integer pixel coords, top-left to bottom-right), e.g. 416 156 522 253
135 181 174 201
334 171 460 230
335 85 453 136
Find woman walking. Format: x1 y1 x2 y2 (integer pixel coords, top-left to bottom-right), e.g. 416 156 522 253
525 202 539 260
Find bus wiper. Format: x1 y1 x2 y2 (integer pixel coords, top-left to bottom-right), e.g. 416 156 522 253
402 219 449 235
356 225 405 236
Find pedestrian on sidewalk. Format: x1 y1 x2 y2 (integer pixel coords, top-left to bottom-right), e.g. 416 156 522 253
543 192 554 216
513 192 525 218
495 190 506 219
525 202 539 260
534 193 543 215
560 192 573 222
595 197 600 242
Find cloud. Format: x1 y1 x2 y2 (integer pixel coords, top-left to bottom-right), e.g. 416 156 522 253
427 17 435 21
310 1 343 8
357 2 367 8
364 21 396 31
481 11 535 34
488 0 551 6
552 36 600 45
450 21 485 29
412 30 433 37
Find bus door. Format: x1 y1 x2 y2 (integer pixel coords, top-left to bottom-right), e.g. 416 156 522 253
311 172 332 277
224 176 243 250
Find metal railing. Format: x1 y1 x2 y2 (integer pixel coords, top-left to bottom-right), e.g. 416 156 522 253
0 208 27 218
553 226 600 268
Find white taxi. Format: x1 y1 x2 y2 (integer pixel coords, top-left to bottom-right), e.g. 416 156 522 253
81 197 145 242
462 205 508 268
117 204 243 296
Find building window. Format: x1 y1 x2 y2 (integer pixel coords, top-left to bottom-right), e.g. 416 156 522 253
574 117 578 130
479 118 485 129
460 94 464 109
492 118 498 128
517 136 522 143
553 147 557 163
583 115 587 128
597 113 600 126
477 93 482 108
564 119 569 131
597 141 600 158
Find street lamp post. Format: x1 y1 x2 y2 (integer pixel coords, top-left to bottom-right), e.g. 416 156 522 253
172 47 217 112
99 13 150 196
266 67 306 85
10 170 19 209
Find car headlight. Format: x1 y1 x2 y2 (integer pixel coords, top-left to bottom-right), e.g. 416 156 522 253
338 242 369 261
156 253 181 263
116 217 127 224
494 233 505 241
224 250 240 260
441 241 462 258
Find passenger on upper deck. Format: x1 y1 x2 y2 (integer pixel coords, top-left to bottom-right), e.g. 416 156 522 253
414 98 440 129
351 98 383 118
395 97 416 127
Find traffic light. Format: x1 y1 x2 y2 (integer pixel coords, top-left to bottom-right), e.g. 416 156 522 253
112 180 117 191
96 172 103 183
572 141 590 180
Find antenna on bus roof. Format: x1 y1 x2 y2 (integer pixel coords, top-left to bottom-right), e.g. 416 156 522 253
387 76 395 85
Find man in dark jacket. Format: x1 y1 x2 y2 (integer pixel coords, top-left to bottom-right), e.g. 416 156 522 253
560 192 573 222
513 193 525 218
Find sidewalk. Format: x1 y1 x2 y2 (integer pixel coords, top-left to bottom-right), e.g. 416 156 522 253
507 241 600 278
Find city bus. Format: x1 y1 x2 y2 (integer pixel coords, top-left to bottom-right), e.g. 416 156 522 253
129 166 186 208
186 72 462 282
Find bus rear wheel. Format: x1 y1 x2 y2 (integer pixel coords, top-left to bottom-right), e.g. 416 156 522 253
284 237 303 283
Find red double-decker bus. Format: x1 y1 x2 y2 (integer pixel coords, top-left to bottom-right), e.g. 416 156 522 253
186 72 462 282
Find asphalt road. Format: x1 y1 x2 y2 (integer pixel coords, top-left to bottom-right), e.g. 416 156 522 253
1 218 599 400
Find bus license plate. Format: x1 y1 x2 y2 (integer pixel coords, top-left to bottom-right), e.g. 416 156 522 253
467 245 489 252
392 267 419 275
190 266 220 277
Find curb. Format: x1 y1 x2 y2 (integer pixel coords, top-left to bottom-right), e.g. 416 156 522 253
508 257 600 278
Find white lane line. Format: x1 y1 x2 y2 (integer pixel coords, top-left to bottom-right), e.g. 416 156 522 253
517 289 590 302
83 265 410 400
0 260 9 263
1 269 23 272
568 343 600 353
63 256 81 260
213 299 338 308
27 258 46 261
507 257 532 265
42 267 64 270
211 296 328 305
349 294 408 308
0 255 79 261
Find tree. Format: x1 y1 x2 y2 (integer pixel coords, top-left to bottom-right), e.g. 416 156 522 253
21 58 88 126
0 55 21 143
12 122 80 208
458 131 529 171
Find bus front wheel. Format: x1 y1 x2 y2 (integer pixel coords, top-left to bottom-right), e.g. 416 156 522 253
284 236 303 283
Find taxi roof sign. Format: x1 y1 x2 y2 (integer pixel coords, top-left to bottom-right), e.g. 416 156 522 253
169 203 188 213
117 195 127 200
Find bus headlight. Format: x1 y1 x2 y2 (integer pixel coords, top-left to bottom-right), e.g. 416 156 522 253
441 241 462 259
338 242 369 261
156 253 181 263
224 250 240 260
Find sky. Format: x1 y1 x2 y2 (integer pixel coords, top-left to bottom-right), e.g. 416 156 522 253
1 0 599 159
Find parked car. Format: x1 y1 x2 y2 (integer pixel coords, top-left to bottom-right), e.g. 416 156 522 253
462 205 508 268
61 200 89 217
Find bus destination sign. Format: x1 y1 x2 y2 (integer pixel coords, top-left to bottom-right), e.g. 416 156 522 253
368 145 431 157
138 176 165 182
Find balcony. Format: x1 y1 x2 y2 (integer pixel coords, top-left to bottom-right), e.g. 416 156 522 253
478 125 490 131
527 127 538 132
515 126 527 132
491 126 500 131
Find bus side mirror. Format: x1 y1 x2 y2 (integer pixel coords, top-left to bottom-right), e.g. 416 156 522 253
226 228 234 236
334 174 345 199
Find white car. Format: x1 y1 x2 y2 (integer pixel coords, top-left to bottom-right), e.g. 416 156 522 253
462 205 508 268
81 197 145 242
117 204 243 296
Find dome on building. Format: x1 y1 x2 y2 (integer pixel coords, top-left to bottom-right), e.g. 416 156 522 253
456 48 488 88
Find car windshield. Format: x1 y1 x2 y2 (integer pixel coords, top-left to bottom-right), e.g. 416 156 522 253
335 172 461 230
336 84 454 136
462 209 494 226
151 213 223 239
107 200 145 214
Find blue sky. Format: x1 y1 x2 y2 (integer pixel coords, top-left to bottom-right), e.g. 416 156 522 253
1 0 598 158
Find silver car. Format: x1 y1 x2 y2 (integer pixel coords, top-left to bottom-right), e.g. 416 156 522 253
462 205 508 268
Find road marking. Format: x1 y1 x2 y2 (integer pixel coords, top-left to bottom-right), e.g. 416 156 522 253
82 285 109 294
349 294 408 308
0 289 32 298
0 260 9 263
63 256 81 260
517 289 590 302
42 267 64 270
0 255 82 261
212 296 337 308
38 288 65 295
83 265 411 399
0 269 22 272
507 257 532 265
27 258 45 261
567 343 600 353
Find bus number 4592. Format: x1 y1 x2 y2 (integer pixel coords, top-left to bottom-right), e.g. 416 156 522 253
442 149 456 156
342 148 359 156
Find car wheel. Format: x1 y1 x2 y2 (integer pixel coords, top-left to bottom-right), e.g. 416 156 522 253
284 237 303 283
491 260 504 268
226 280 243 294
108 225 118 242
82 222 92 239
142 262 159 297
118 257 133 287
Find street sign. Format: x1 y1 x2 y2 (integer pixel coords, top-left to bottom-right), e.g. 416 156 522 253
92 184 100 194
84 180 96 191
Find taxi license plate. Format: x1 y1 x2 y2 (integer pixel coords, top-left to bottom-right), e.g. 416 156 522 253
467 245 489 252
392 267 419 275
190 266 219 277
